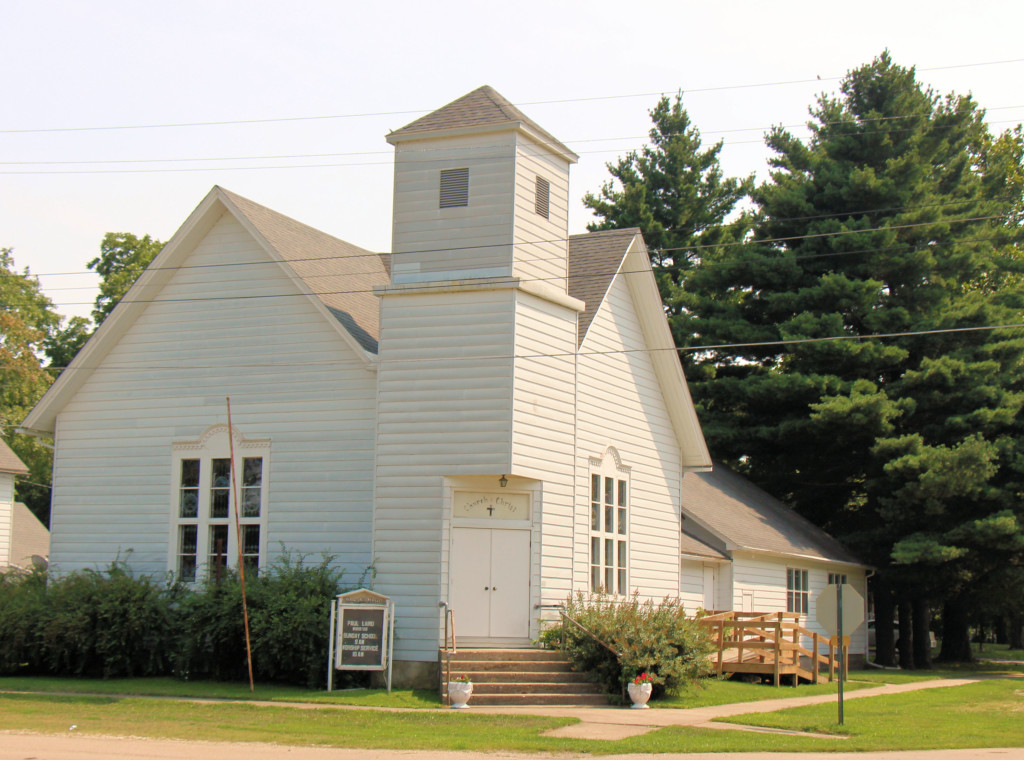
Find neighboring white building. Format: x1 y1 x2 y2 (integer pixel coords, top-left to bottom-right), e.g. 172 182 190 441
678 463 869 662
0 440 49 570
21 87 864 684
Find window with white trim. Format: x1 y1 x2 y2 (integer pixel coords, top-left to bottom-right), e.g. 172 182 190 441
828 572 848 585
787 568 809 614
589 454 629 594
172 425 269 582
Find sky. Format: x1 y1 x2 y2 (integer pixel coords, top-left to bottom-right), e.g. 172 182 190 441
3 0 1023 321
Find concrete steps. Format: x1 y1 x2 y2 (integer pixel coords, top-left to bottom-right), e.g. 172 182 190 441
443 648 608 706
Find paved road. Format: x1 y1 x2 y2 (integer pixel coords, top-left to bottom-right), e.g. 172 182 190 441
2 734 1023 760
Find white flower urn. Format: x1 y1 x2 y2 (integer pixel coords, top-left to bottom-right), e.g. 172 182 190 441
627 681 652 709
448 681 473 708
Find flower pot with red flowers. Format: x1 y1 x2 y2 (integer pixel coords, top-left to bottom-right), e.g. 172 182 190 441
627 672 653 708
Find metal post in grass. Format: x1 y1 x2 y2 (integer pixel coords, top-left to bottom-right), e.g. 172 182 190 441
837 581 844 725
226 397 255 693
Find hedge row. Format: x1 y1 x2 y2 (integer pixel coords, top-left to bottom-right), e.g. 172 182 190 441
0 554 367 688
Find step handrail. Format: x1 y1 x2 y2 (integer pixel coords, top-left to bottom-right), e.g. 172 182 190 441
542 603 626 702
439 601 457 705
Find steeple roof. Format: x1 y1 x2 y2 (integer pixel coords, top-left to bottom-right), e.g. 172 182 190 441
386 85 577 161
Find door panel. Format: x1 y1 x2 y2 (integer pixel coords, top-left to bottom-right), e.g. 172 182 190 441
489 529 531 637
450 528 492 637
451 527 530 639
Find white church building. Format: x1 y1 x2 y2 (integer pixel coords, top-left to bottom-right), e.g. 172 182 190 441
22 87 866 684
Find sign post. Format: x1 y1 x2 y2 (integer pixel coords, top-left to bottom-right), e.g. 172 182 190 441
328 589 394 694
815 581 864 726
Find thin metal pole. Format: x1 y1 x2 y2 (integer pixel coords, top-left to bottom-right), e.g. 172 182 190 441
838 582 845 725
327 598 336 692
226 397 255 693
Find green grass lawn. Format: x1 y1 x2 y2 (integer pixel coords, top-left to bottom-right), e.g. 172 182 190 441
1 668 1022 753
718 678 1024 751
974 642 1024 662
0 676 439 708
658 675 874 708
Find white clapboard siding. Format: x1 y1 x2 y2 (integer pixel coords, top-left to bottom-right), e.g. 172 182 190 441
47 214 378 578
512 137 570 292
0 473 14 566
392 133 517 282
679 559 704 612
731 552 867 654
512 291 578 605
373 286 516 660
576 272 682 599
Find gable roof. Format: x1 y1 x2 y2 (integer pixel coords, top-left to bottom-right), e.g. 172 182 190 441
219 188 389 352
0 440 28 476
22 187 388 435
386 85 578 162
567 228 639 347
681 463 864 566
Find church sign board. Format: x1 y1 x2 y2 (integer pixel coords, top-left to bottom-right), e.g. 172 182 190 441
327 588 394 693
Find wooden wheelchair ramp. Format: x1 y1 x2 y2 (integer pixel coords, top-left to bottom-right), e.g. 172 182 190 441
699 611 849 687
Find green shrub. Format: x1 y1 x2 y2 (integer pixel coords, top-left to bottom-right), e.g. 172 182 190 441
543 591 714 699
0 553 366 688
175 552 363 688
0 562 176 678
0 566 49 674
248 553 350 688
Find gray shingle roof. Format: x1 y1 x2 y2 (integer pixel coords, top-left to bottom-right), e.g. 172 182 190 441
219 188 390 353
387 86 576 160
682 463 864 565
0 440 28 475
567 228 639 346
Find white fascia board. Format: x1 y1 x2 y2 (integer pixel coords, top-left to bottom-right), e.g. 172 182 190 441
22 187 379 434
730 548 872 571
620 240 712 469
21 188 228 434
386 122 579 164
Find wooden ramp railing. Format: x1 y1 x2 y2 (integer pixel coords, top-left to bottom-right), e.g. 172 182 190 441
698 611 848 687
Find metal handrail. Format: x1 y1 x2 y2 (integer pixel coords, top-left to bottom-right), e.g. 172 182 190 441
543 604 628 702
439 601 457 705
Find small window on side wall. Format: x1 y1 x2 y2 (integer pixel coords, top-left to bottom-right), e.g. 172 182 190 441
535 176 550 218
439 167 469 208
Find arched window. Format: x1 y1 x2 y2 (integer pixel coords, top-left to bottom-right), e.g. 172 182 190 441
171 425 270 582
588 448 630 594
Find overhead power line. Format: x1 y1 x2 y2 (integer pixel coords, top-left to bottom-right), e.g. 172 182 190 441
23 209 1012 285
2 57 1022 135
2 321 1022 375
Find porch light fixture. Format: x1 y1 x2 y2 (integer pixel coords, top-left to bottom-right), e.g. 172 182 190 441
499 474 508 488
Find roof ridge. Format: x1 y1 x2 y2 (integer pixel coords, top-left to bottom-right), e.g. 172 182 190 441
386 86 577 161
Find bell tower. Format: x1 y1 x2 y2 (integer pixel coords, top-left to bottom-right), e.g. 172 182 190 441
372 87 584 672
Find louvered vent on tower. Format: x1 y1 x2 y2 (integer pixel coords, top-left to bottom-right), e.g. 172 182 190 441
439 167 469 208
535 176 550 218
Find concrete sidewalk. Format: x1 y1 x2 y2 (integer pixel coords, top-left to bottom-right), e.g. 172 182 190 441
468 676 989 740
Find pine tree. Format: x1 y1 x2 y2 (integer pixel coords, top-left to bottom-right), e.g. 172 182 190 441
680 52 1024 664
583 93 753 348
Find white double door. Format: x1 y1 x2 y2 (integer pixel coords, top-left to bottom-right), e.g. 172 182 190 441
450 527 531 639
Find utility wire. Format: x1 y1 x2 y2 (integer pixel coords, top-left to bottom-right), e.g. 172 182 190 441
3 57 1021 135
4 106 1022 168
4 117 1022 175
22 205 1016 282
3 321 1023 375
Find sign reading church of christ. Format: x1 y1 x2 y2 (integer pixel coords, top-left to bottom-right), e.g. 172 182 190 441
454 491 530 520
